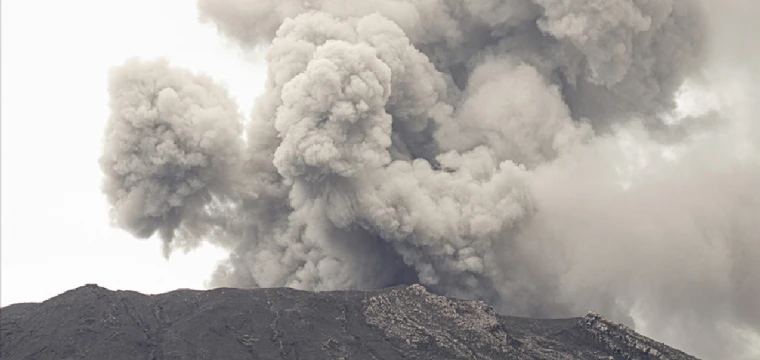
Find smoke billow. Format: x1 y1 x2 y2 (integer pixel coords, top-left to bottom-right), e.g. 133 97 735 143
100 58 246 254
100 1 759 359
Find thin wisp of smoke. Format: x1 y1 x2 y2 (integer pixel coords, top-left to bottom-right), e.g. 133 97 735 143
99 1 759 359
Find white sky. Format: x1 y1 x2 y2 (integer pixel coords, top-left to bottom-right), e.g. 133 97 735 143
1 0 267 306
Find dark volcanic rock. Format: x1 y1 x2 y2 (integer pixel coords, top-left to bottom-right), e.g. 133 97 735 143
0 284 699 360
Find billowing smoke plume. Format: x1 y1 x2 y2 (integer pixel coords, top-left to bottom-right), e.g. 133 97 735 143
100 1 759 359
100 58 246 255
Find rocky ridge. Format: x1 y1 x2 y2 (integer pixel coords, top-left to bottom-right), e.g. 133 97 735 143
0 284 700 360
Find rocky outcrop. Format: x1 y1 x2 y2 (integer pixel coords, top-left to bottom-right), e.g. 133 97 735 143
0 284 699 360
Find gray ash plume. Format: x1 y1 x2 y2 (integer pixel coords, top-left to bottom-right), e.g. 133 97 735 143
99 1 760 359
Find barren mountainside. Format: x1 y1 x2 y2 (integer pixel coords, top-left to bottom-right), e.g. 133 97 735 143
0 284 700 360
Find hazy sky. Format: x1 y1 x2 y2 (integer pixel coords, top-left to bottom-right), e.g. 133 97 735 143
0 0 265 306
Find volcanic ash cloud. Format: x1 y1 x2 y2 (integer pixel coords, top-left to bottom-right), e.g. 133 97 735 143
100 1 760 359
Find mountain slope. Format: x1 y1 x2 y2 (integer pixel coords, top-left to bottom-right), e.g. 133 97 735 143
0 284 699 360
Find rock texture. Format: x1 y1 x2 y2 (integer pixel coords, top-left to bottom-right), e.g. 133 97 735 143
0 284 699 360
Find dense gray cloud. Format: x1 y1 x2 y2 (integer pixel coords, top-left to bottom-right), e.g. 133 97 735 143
100 58 245 253
101 1 759 359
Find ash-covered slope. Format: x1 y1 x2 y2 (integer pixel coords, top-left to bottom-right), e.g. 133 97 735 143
0 284 699 360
